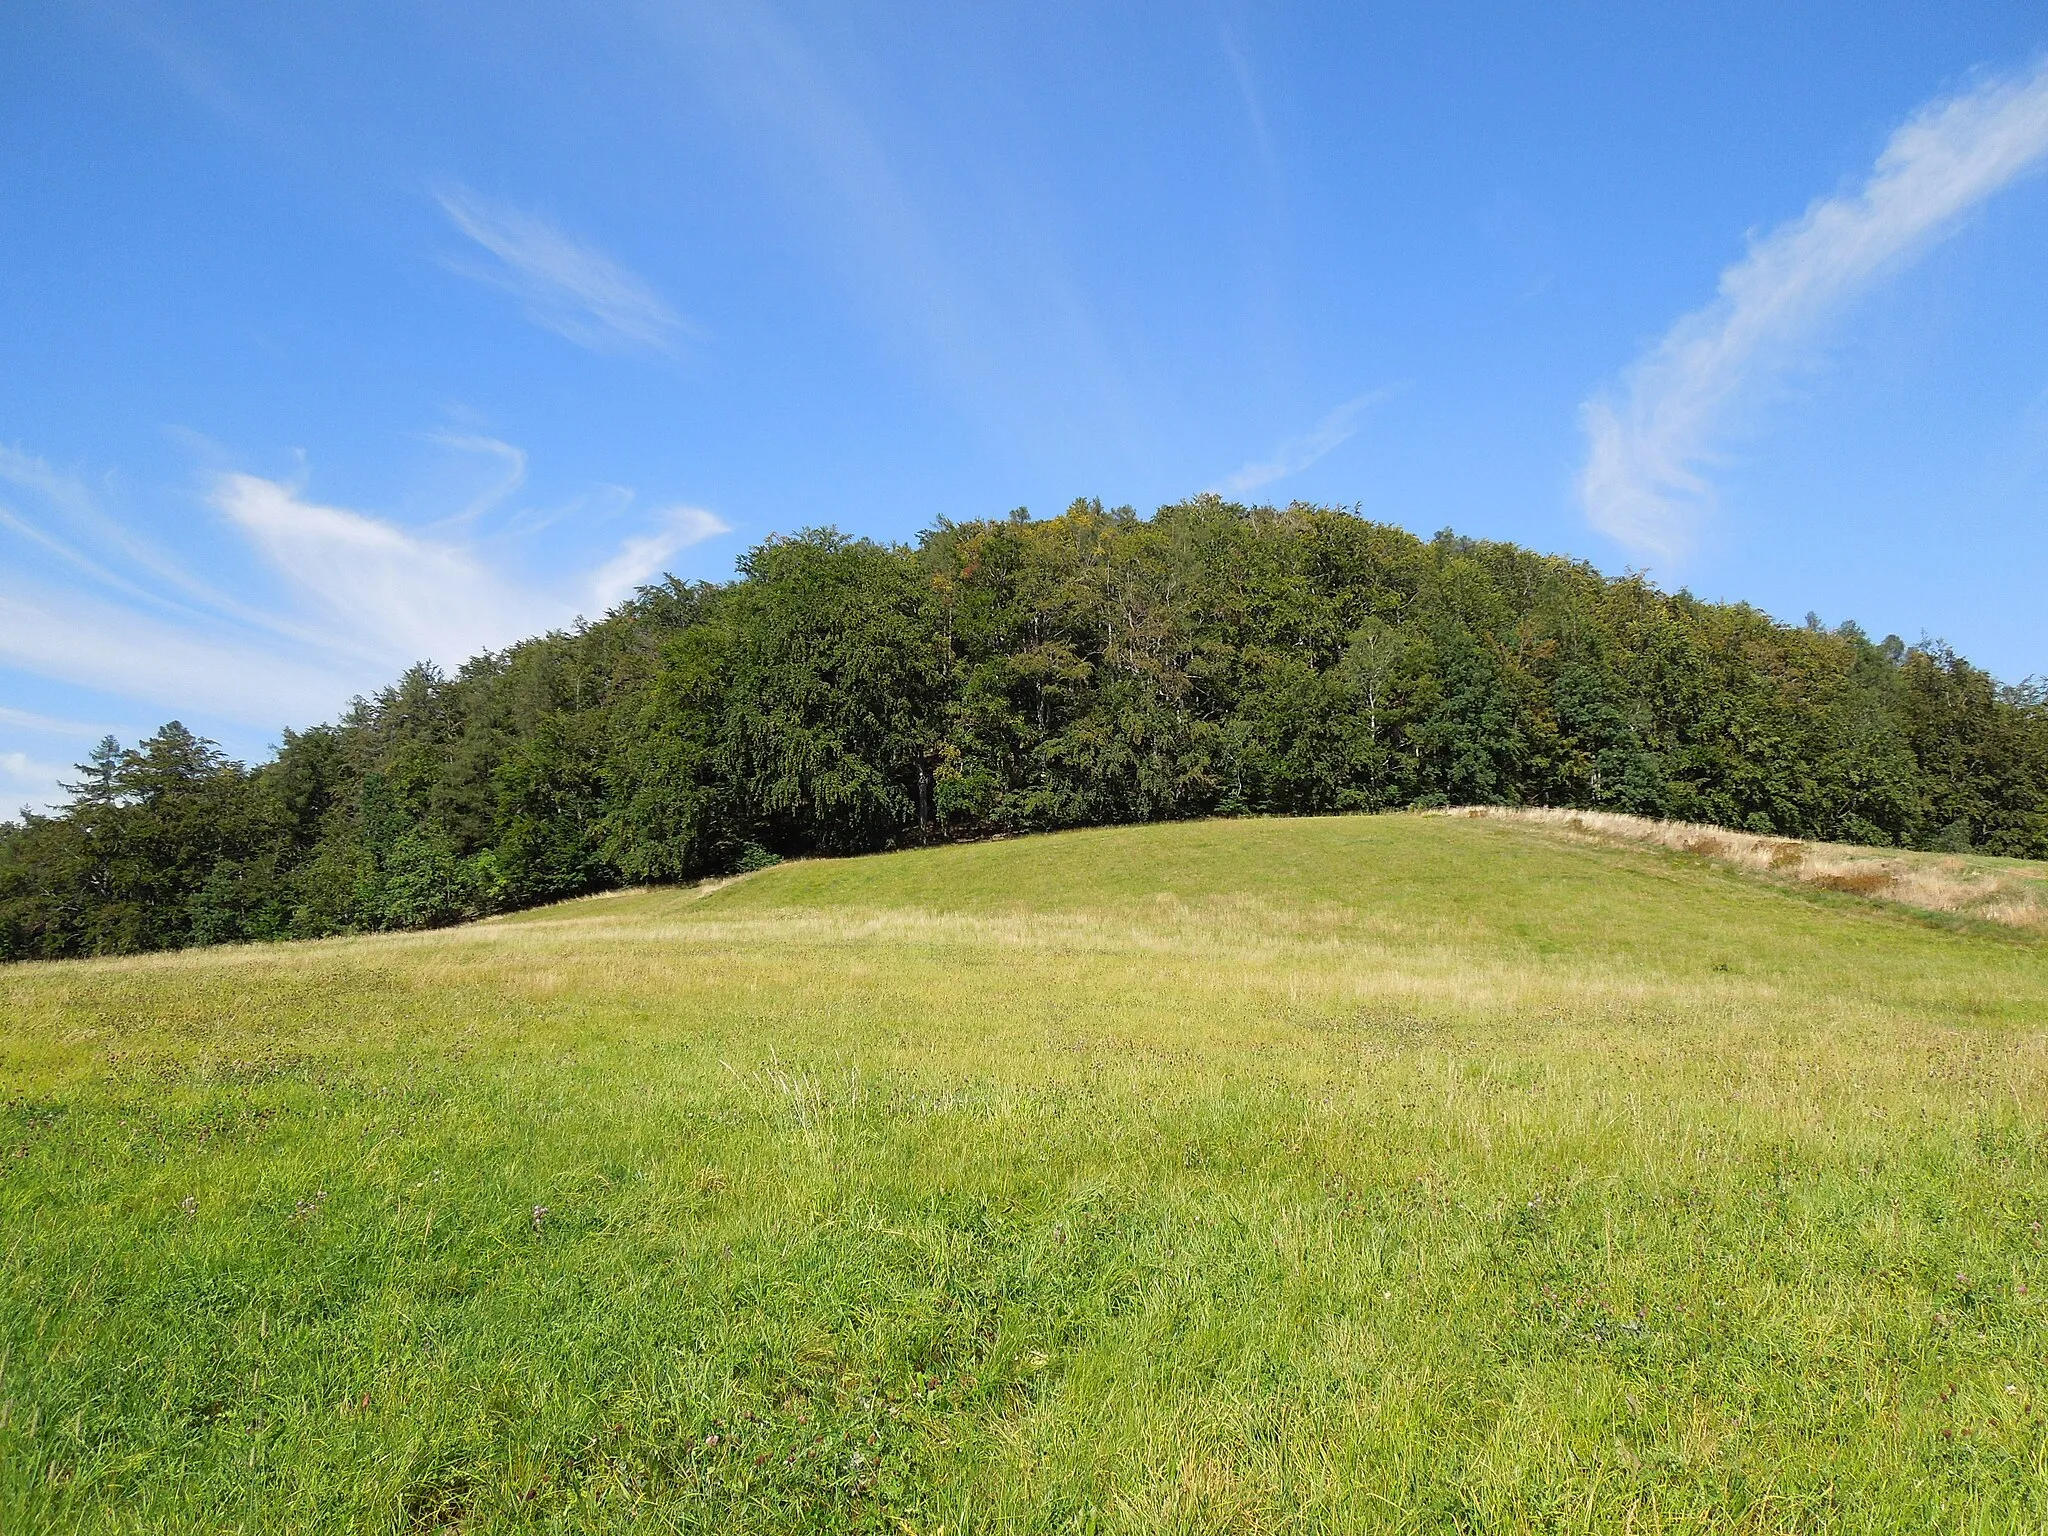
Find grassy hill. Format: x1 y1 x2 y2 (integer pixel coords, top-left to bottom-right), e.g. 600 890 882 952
4 813 2047 1532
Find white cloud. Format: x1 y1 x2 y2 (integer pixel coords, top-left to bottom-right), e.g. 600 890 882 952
1218 389 1395 496
438 188 685 353
0 443 298 631
1580 60 2048 560
0 710 144 814
0 442 734 742
648 4 1145 459
214 472 553 665
0 500 159 607
0 706 127 738
426 432 529 527
215 475 731 660
589 506 732 610
102 7 265 133
0 749 70 817
0 585 360 725
1 750 62 783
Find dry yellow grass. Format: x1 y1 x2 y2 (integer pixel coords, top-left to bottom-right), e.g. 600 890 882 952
1444 805 2048 932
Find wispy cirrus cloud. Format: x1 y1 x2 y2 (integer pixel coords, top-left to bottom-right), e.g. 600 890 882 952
0 705 123 739
0 441 734 807
1217 388 1396 497
0 708 123 816
214 473 552 665
216 474 729 656
438 187 686 353
425 432 529 527
0 748 71 818
647 2 1146 464
1580 60 2048 561
0 585 360 726
97 5 267 134
590 506 732 609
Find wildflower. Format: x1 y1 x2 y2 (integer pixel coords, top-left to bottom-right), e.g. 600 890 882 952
532 1205 550 1231
179 1196 197 1216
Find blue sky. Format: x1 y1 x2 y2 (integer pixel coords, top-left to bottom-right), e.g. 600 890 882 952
4 3 2048 812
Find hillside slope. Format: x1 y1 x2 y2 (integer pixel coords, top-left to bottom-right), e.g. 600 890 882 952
11 498 2048 963
4 814 2047 1531
1445 805 2048 932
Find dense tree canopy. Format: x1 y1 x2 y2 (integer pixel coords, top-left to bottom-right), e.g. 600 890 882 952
6 497 2046 960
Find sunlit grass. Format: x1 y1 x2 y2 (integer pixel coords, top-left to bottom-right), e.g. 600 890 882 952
1449 804 2048 932
4 813 2047 1531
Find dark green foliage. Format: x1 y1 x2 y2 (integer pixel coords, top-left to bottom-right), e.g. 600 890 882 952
5 499 2046 960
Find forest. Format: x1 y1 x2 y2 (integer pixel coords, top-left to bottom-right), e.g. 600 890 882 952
4 495 2045 961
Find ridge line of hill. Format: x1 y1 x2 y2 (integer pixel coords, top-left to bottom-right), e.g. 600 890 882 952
5 496 2046 961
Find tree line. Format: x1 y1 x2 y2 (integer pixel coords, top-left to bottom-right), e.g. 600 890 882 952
5 496 2045 961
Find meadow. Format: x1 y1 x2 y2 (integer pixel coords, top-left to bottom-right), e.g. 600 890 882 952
3 812 2047 1532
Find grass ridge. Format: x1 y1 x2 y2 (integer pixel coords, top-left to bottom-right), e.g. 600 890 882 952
2 813 2045 1531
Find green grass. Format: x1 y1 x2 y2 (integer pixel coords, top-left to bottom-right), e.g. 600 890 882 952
4 812 2048 1532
